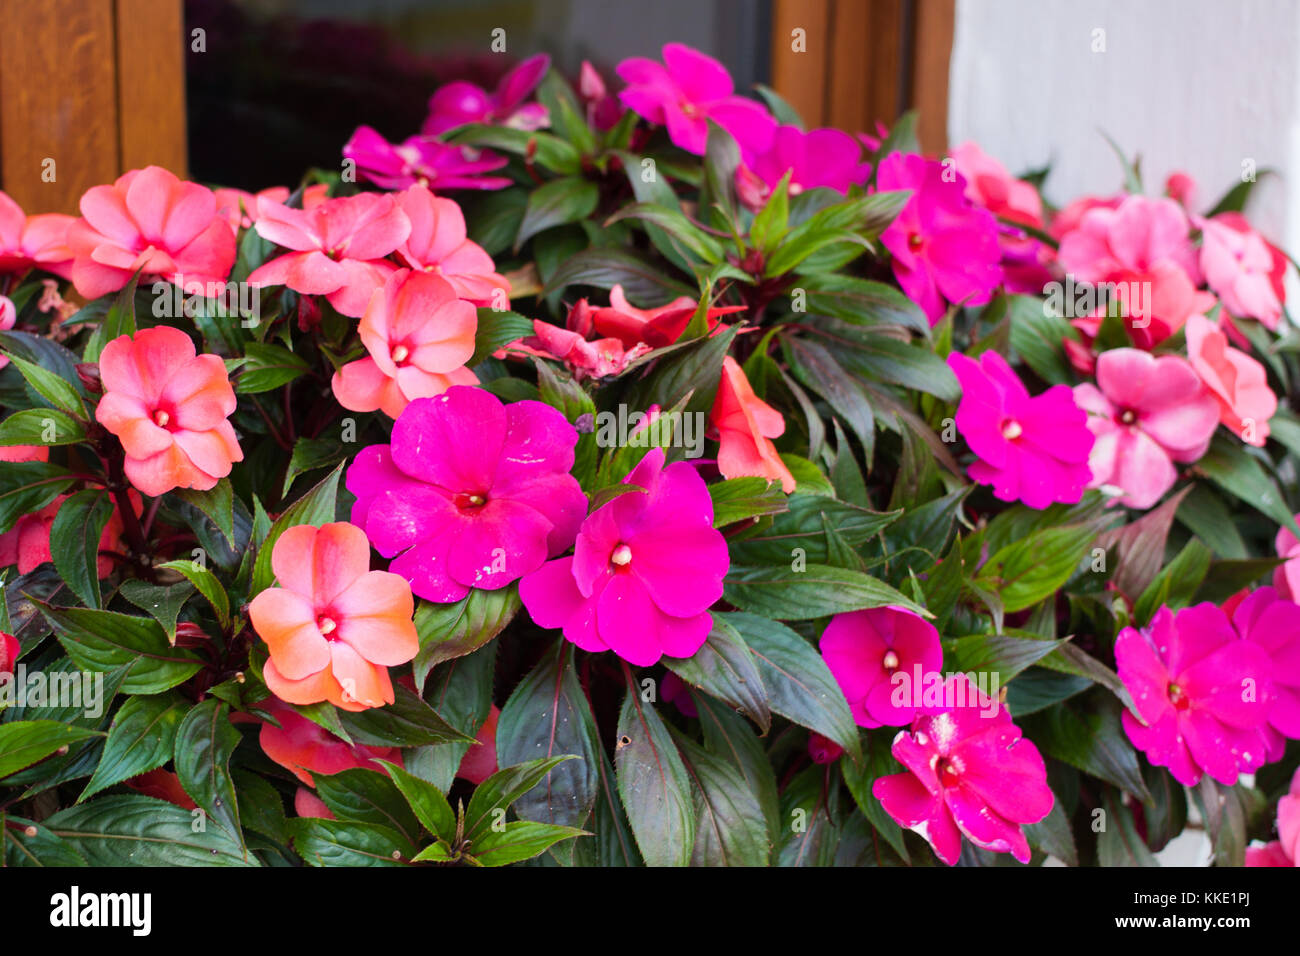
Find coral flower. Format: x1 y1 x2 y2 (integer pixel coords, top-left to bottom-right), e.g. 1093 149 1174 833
457 704 500 785
590 284 744 350
0 490 139 577
735 125 870 209
66 166 236 300
1200 213 1286 329
249 192 410 317
709 356 796 493
250 522 419 712
1185 314 1276 446
616 43 776 156
343 127 512 192
0 191 74 278
820 606 943 728
123 769 197 810
1116 603 1273 786
1073 349 1218 509
331 270 478 419
507 298 649 381
873 674 1053 865
1245 766 1300 867
1232 587 1300 760
95 327 243 497
257 698 402 785
948 350 1094 509
422 53 552 135
877 152 1003 324
519 448 729 666
395 185 510 305
347 387 588 603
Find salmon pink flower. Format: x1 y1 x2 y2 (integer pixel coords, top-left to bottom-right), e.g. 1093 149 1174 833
519 448 729 666
457 704 500 785
67 166 236 300
877 152 1003 324
820 606 943 728
616 43 776 156
1185 314 1276 446
331 270 478 419
258 698 402 785
590 284 744 351
950 141 1043 228
1117 603 1273 786
1232 587 1300 760
422 53 551 135
343 127 511 192
1245 767 1299 866
95 327 244 497
948 350 1094 509
872 674 1053 865
395 185 510 304
1199 213 1286 329
735 125 870 210
0 191 74 278
250 522 419 712
249 191 410 317
213 186 290 230
0 444 48 463
294 788 335 819
0 490 139 576
709 356 796 493
1273 515 1300 602
347 387 587 603
1165 171 1198 210
1073 349 1218 509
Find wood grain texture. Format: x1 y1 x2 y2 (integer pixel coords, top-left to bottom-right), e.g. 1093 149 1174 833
116 0 189 177
912 0 955 154
771 0 830 126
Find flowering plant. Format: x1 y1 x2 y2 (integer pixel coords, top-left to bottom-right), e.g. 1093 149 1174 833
1 43 1298 869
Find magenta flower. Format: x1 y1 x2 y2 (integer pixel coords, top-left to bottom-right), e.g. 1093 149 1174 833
346 387 588 603
947 350 1093 509
422 54 551 135
1232 587 1300 761
735 125 870 210
343 127 512 192
519 448 729 666
872 675 1053 865
1073 349 1219 509
1116 603 1274 786
249 192 410 317
877 152 1003 324
616 43 776 156
820 606 942 728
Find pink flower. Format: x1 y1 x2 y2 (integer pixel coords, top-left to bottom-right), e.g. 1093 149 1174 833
0 295 14 370
872 674 1053 865
395 185 510 305
508 300 649 381
347 386 587 603
1073 349 1219 509
1245 767 1299 867
1199 213 1286 329
422 54 551 135
331 270 478 419
1185 313 1276 446
616 43 776 156
950 141 1043 228
1164 171 1198 210
1273 515 1300 602
1116 603 1273 786
820 606 943 728
578 60 625 131
660 671 699 718
589 284 744 350
1048 194 1122 241
1056 195 1212 348
0 630 19 680
0 191 74 278
947 350 1093 509
213 186 291 231
67 166 236 300
877 152 1003 324
807 733 843 764
343 127 512 192
1232 587 1300 760
249 192 410 317
519 448 729 666
735 125 870 210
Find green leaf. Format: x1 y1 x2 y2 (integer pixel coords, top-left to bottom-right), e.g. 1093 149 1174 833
1196 434 1300 538
282 436 348 497
48 489 114 609
1008 293 1079 385
446 124 581 176
0 721 101 779
40 604 203 694
339 680 475 748
45 795 258 866
173 479 236 546
82 270 140 363
251 463 343 595
674 733 770 866
471 308 536 366
516 176 599 250
708 476 790 527
117 580 195 642
1133 537 1213 625
289 818 415 866
543 247 694 303
311 768 422 845
3 816 88 867
236 341 310 394
155 559 231 629
0 408 85 446
624 324 737 420
412 587 521 687
814 321 961 401
942 632 1069 684
1023 699 1151 802
1024 796 1078 866
615 690 695 867
471 820 588 867
1096 787 1158 866
841 730 910 861
175 699 245 852
723 564 928 620
80 693 186 801
377 760 456 841
798 273 929 336
729 494 900 565
975 524 1097 613
464 756 578 846
750 172 791 254
0 350 85 416
786 335 877 460
663 617 770 731
0 461 75 533
722 612 862 763
604 201 724 263
693 695 780 848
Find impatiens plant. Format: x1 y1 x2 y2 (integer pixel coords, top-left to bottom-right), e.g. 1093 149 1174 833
2 41 1300 870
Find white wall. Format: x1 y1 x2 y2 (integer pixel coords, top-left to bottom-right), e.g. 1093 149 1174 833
948 0 1300 256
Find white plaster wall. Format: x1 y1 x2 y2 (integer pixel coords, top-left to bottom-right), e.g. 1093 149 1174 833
948 0 1300 259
